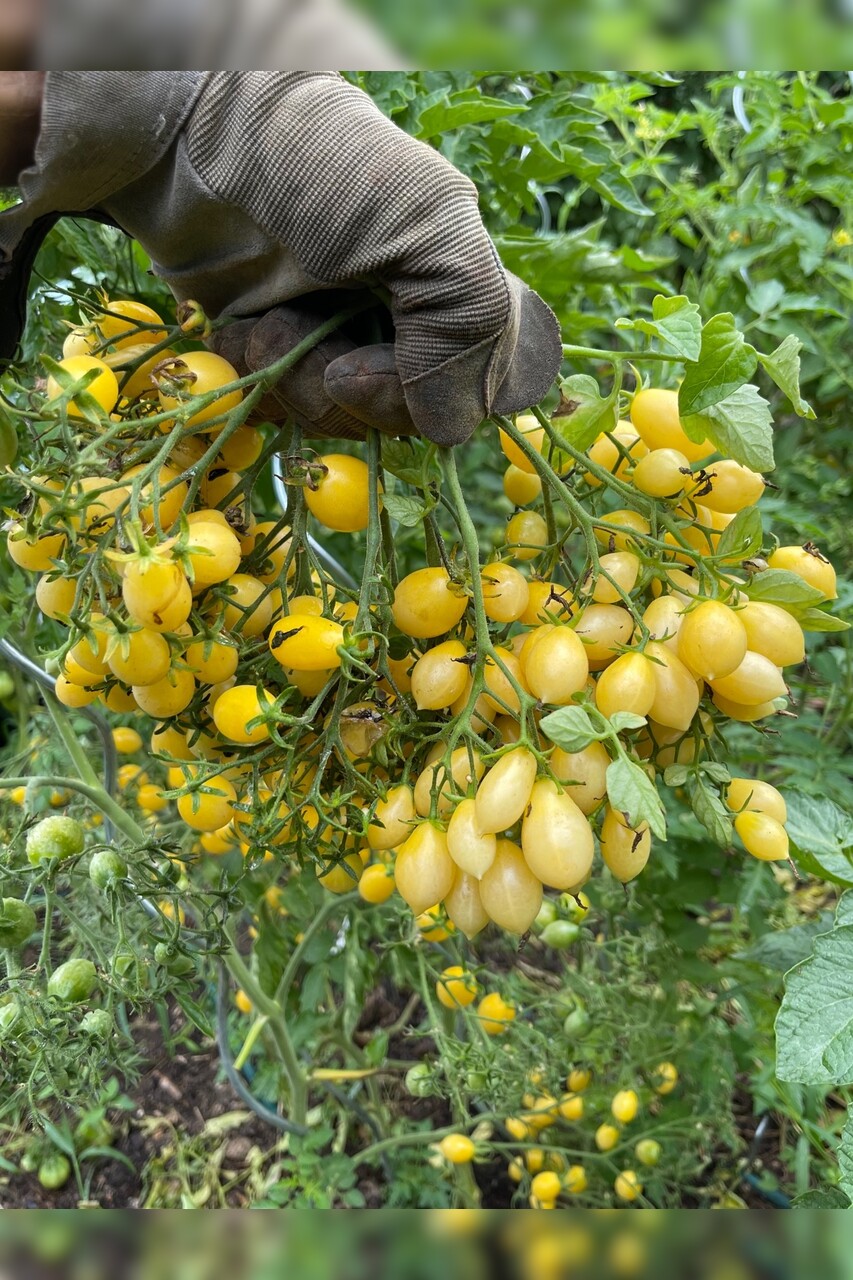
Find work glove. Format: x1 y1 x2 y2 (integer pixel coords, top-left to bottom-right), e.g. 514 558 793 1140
196 73 562 445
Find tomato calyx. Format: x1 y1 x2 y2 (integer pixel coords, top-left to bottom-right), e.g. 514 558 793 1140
151 356 198 398
177 299 211 337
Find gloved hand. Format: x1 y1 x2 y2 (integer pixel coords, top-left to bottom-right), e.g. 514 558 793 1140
192 74 561 446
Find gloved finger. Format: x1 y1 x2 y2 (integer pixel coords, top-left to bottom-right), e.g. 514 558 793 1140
393 269 562 448
208 306 375 440
324 343 416 436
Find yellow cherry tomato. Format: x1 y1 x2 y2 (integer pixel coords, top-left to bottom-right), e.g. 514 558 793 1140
436 965 478 1010
269 614 345 671
438 1134 476 1165
158 351 242 431
392 568 468 640
611 1089 639 1124
212 684 275 745
477 992 516 1035
304 453 378 533
46 355 119 417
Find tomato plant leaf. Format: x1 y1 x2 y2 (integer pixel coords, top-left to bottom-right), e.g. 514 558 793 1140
792 1187 851 1209
614 294 702 362
608 711 648 733
606 756 667 839
757 335 816 419
415 92 526 139
776 924 853 1084
785 792 853 886
837 1123 853 1207
796 607 850 633
688 777 733 848
550 374 619 451
381 493 434 528
682 383 774 472
678 314 758 417
381 438 440 489
539 705 602 753
743 569 825 610
738 912 836 972
716 506 763 561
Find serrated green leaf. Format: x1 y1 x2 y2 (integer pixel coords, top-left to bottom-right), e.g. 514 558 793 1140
757 335 815 419
689 778 733 848
605 756 667 839
797 607 850 633
415 92 525 139
716 505 763 561
792 1187 851 1209
381 493 431 528
837 1114 853 1204
681 384 774 472
786 792 853 886
699 762 732 785
381 438 438 489
539 705 602 753
550 374 619 451
678 314 758 416
738 912 835 972
615 294 702 361
744 569 825 609
836 891 853 928
777 924 853 1084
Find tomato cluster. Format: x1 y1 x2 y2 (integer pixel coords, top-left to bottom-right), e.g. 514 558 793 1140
3 292 843 951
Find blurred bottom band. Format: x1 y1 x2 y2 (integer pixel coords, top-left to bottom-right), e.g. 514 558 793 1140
0 1207 848 1280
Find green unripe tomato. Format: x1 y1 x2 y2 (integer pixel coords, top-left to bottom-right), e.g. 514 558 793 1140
0 897 37 949
0 1001 20 1033
465 1070 488 1095
74 1113 115 1149
0 670 14 702
26 815 86 865
533 899 558 931
541 920 581 950
89 849 127 890
563 1007 591 1039
153 943 195 977
636 1138 662 1167
79 1009 113 1038
47 957 97 1003
405 1063 435 1098
37 1153 71 1190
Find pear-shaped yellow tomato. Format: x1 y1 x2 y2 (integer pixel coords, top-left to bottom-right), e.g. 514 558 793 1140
646 641 700 732
677 600 748 682
414 746 484 818
479 838 543 933
445 869 490 939
629 387 711 462
411 640 469 711
574 605 634 664
709 652 786 705
523 627 589 705
304 453 379 533
600 808 651 882
584 420 647 487
46 355 119 417
737 601 805 668
368 785 416 851
268 614 345 671
481 562 530 624
521 779 594 891
641 595 685 652
767 544 836 601
586 551 641 605
499 413 545 473
698 458 765 513
158 351 242 431
725 777 787 825
594 652 656 721
474 748 538 835
392 568 468 639
550 741 610 816
446 797 497 880
735 810 789 861
394 822 455 916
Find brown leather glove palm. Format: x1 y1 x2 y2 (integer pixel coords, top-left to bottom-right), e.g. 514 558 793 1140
196 74 562 445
